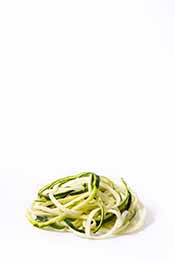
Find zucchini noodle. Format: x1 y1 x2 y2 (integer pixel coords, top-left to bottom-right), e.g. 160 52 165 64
26 172 145 239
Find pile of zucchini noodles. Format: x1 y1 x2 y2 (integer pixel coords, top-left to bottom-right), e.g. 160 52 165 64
26 172 145 239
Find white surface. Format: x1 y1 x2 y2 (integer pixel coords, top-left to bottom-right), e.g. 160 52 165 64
0 0 175 262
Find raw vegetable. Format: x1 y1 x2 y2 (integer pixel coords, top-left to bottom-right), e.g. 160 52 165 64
26 172 145 239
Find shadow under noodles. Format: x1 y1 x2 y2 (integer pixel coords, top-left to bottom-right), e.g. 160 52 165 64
126 205 155 235
141 205 155 230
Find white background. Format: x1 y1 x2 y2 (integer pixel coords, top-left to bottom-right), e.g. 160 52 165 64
0 0 175 262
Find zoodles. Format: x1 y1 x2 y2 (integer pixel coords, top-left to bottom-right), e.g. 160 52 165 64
26 172 145 239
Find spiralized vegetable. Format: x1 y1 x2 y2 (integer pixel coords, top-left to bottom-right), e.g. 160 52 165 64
26 172 145 239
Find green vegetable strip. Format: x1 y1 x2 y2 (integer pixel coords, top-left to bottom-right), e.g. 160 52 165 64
26 172 145 239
